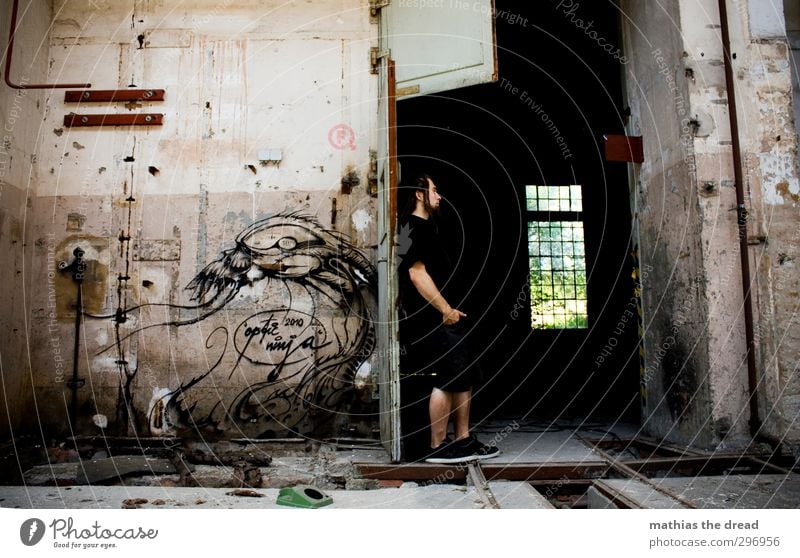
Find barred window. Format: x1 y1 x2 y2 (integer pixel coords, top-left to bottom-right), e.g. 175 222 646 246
526 185 588 329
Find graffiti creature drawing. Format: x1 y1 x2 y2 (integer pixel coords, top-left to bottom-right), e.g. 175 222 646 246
107 211 376 438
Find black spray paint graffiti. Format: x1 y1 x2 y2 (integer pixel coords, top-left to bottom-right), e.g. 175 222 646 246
169 211 376 437
99 211 376 438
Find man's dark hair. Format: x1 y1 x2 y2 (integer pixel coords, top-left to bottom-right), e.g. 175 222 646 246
400 173 433 218
415 174 432 191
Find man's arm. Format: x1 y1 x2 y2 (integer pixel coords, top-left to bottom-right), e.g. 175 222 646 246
408 261 466 325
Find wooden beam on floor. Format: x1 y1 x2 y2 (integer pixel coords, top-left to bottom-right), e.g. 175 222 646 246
578 435 698 509
355 453 784 482
625 455 779 474
355 461 609 481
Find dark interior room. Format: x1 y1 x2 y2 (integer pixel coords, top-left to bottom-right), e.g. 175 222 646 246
396 1 639 448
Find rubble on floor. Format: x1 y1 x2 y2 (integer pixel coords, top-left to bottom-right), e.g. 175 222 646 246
3 425 798 509
0 482 550 509
12 437 384 491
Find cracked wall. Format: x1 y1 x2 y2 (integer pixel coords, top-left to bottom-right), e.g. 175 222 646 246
737 0 800 452
4 0 797 450
622 0 716 448
622 0 800 451
0 0 51 440
4 0 380 440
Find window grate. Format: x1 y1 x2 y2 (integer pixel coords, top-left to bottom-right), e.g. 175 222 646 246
526 185 588 329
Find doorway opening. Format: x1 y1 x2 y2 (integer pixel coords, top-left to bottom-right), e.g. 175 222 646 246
395 1 639 456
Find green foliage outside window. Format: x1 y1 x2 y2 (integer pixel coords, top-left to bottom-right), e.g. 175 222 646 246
526 185 588 329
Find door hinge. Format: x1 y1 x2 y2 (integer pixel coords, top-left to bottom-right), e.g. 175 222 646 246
368 149 378 197
369 0 390 18
370 47 390 74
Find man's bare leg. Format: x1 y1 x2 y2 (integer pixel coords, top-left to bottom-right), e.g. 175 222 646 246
429 387 453 447
452 389 472 441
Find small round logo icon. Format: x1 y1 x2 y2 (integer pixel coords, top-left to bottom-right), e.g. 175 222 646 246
328 124 357 151
20 518 45 546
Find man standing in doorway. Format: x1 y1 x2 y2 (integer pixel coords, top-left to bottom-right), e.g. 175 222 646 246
398 174 500 463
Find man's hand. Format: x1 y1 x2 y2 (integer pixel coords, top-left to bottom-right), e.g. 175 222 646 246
408 261 467 325
443 307 467 326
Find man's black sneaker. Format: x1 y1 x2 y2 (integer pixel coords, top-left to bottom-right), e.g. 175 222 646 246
420 437 452 463
454 434 501 460
424 439 480 464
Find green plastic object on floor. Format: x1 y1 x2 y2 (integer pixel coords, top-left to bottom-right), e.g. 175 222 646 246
276 485 333 508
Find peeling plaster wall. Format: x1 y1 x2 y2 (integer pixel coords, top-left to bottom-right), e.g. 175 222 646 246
678 0 753 447
787 1 800 139
19 0 379 439
623 0 800 451
681 0 800 450
730 0 800 450
0 0 52 439
621 0 716 448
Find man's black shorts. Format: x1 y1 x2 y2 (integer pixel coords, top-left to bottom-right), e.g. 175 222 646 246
403 322 476 393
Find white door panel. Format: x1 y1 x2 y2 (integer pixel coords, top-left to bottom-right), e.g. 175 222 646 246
383 0 497 99
376 56 402 462
373 0 497 460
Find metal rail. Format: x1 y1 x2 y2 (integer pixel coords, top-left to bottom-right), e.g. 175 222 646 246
467 462 500 509
576 433 697 509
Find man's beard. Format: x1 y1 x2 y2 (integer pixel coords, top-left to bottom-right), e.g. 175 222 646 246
423 192 440 216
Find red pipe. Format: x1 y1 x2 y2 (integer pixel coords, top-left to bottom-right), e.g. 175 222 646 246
4 0 90 89
718 0 781 452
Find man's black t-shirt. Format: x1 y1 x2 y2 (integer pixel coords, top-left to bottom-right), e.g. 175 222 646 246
397 214 475 392
397 214 452 338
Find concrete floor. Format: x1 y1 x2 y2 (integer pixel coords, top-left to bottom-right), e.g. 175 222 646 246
589 475 800 509
0 482 550 509
653 475 800 508
458 427 609 464
3 422 798 509
354 421 643 465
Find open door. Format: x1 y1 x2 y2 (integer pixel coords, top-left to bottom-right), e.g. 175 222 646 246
376 57 401 461
382 0 498 99
375 1 498 462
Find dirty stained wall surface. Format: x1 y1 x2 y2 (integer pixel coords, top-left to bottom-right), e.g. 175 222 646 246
0 0 51 442
2 0 380 440
622 0 716 448
623 0 800 451
2 0 798 453
737 0 800 449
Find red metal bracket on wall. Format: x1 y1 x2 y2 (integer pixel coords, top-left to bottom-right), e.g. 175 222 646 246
64 89 166 103
604 134 644 163
64 114 164 127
